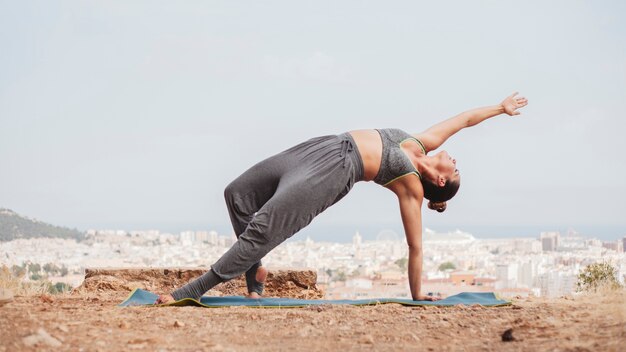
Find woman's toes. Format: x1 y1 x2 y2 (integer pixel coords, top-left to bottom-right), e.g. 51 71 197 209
155 294 174 304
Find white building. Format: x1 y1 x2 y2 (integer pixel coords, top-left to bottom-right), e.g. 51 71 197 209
496 263 519 289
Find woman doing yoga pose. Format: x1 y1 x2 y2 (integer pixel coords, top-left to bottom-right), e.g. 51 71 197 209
156 92 528 303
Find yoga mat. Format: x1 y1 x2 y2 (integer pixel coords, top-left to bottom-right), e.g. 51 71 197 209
119 288 510 308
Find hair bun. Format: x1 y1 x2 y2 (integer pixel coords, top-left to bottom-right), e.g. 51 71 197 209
428 201 447 213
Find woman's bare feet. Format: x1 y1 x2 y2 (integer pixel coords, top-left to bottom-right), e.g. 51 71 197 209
245 266 268 299
155 294 175 305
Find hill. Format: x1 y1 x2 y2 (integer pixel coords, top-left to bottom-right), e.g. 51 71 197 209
0 208 84 242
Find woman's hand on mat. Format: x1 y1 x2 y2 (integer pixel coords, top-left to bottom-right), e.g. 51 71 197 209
155 294 175 304
413 295 442 301
500 92 528 116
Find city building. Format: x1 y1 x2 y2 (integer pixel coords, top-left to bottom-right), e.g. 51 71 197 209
540 232 560 251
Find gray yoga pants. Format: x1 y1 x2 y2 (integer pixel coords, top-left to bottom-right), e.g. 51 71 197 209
171 133 363 300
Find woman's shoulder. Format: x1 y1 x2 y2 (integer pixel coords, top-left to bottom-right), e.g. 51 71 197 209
385 170 425 199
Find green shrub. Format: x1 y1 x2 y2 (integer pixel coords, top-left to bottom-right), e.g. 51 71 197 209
438 262 456 271
576 262 622 292
48 282 73 294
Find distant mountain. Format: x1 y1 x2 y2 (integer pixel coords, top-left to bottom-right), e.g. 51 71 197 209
0 208 85 242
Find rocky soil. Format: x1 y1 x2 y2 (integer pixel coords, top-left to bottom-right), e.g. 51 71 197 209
1 269 625 351
74 267 323 299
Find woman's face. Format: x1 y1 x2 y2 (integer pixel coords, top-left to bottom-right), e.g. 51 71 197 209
435 150 460 182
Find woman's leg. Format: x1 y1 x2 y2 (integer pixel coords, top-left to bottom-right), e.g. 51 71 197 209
209 147 358 288
168 133 361 301
223 173 280 295
171 154 290 300
210 177 330 283
169 182 307 301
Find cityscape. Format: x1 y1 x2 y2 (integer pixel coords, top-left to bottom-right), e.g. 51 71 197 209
2 227 625 299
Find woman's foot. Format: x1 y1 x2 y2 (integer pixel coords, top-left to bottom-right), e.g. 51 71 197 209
245 266 268 299
155 294 175 305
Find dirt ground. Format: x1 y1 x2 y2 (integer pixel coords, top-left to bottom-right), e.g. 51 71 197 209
1 290 625 352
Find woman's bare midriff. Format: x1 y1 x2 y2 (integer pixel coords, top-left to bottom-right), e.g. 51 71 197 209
348 129 383 181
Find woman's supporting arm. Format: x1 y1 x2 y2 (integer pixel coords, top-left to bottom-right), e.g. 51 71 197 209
413 92 528 152
396 189 440 301
408 244 424 300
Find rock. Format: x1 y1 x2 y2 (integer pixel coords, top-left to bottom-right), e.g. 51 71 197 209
57 324 69 333
173 320 185 328
408 332 420 341
22 335 39 347
127 339 150 349
119 321 130 329
74 267 323 299
360 334 375 344
501 328 515 342
309 304 332 312
22 328 62 347
210 344 225 351
40 294 55 304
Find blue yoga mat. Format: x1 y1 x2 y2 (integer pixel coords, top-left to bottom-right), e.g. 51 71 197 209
119 288 510 308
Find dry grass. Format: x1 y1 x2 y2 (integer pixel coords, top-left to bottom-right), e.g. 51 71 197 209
0 265 51 297
577 285 626 324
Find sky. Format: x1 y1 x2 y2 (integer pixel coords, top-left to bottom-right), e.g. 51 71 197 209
1 1 625 241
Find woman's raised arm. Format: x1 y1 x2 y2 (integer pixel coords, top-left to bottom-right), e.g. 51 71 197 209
413 92 528 152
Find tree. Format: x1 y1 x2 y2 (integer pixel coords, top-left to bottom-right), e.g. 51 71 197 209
438 262 456 271
577 262 622 292
28 263 41 274
43 263 60 275
395 257 408 274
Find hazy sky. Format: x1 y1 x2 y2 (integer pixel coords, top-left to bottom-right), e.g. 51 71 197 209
1 1 625 240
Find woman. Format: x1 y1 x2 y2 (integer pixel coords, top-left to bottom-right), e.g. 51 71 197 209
156 92 528 303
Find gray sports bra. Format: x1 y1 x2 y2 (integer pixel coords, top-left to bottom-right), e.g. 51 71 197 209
373 128 426 186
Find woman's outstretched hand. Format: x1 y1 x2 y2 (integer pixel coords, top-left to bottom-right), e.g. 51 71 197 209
501 92 528 116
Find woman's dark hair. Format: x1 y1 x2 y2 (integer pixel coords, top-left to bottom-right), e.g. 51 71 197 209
421 177 460 213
